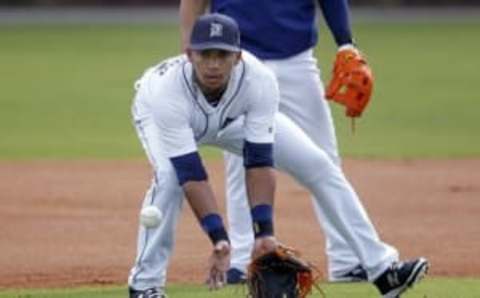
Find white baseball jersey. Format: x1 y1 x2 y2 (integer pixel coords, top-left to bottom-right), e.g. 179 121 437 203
132 52 279 160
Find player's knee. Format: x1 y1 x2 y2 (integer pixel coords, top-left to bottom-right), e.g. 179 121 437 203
289 151 335 184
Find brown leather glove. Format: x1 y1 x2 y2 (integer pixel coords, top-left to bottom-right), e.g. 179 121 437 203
326 46 374 117
247 245 322 298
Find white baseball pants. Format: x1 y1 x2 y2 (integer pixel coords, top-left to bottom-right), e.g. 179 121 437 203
224 49 398 279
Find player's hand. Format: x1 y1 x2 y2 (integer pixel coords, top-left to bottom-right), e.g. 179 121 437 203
252 236 278 259
207 240 230 290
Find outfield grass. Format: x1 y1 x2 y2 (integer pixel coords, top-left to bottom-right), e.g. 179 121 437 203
0 22 479 159
1 278 479 298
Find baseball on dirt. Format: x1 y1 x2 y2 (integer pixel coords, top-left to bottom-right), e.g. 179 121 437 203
140 206 163 228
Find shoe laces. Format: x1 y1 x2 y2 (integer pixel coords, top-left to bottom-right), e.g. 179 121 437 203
142 289 162 298
386 262 403 287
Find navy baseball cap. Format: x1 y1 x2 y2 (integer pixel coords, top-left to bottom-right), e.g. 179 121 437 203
190 13 241 52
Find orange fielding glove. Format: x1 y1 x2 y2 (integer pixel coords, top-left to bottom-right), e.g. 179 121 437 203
326 45 374 118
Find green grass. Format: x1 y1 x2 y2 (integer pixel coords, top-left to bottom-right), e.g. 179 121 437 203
1 22 479 159
0 24 180 160
1 278 479 297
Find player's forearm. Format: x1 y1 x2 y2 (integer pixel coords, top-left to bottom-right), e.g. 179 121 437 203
246 167 276 239
246 167 276 208
183 180 220 220
318 0 353 46
183 180 229 245
170 151 228 244
243 140 276 237
179 0 209 52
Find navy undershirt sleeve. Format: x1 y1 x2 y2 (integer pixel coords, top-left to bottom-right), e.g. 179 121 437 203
170 151 208 185
318 0 353 46
243 141 274 169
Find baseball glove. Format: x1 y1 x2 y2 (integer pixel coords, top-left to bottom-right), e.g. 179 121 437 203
326 46 374 117
246 246 322 298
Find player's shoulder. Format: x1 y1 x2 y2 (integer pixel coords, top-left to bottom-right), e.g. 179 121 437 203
141 54 187 95
241 50 277 83
242 50 276 87
148 54 187 83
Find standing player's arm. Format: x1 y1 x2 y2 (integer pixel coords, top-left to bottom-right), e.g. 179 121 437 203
179 0 209 52
317 0 354 47
319 0 374 117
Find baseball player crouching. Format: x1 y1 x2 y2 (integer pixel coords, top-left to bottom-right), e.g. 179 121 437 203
128 13 428 298
129 13 279 298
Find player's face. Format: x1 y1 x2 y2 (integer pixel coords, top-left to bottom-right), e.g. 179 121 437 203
188 49 241 93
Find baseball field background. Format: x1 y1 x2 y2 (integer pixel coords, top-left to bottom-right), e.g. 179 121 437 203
1 8 480 298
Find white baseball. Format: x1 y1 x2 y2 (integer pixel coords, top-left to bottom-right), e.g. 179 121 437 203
140 206 163 228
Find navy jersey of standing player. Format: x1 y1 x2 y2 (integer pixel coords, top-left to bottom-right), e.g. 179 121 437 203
211 0 353 60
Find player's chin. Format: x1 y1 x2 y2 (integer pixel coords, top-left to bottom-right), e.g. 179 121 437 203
203 79 224 90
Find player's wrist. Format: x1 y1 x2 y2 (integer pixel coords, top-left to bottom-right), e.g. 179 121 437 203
200 213 230 245
251 204 274 238
338 43 357 52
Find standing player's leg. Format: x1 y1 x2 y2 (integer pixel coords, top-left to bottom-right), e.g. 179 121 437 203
272 112 399 280
274 113 429 297
223 152 252 282
217 112 427 297
265 50 365 280
128 114 184 295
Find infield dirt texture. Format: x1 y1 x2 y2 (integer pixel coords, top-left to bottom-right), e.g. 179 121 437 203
1 159 479 288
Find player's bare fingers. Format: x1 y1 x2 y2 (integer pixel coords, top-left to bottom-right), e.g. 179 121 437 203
208 269 224 290
208 273 217 290
253 236 278 258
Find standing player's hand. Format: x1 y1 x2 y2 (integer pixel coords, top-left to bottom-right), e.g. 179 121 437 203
252 236 278 259
207 240 231 290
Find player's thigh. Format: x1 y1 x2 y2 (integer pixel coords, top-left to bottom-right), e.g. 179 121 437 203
268 53 339 160
134 118 179 185
273 113 336 181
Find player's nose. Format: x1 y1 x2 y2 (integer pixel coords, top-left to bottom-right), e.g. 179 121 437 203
206 56 222 68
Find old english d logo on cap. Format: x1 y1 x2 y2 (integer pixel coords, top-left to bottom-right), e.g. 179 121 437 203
210 22 223 38
189 13 241 52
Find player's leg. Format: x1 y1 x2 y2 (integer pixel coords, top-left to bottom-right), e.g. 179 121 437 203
265 49 339 164
223 152 253 281
216 118 262 283
265 50 364 280
128 113 184 293
273 112 399 280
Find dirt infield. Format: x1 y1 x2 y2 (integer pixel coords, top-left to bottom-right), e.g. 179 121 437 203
0 159 479 288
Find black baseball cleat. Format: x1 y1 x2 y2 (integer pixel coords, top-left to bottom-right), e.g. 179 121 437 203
226 267 247 284
129 287 167 298
330 264 368 282
374 258 429 298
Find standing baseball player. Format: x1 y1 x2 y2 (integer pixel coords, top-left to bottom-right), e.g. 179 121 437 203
130 13 428 298
180 0 382 284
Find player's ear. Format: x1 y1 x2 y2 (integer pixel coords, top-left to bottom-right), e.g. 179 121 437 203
186 48 193 61
234 51 242 65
